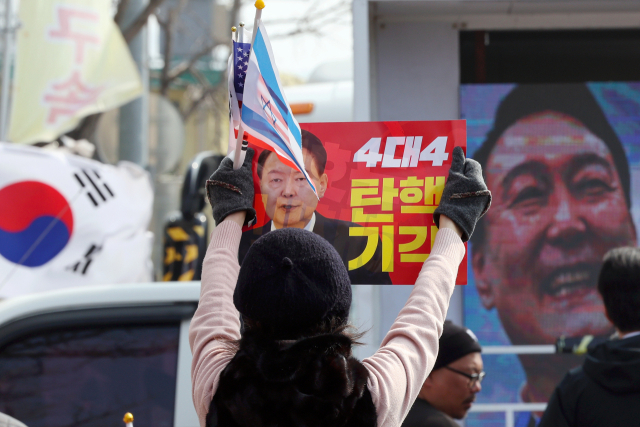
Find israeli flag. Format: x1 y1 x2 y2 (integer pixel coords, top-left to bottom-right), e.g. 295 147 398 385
240 21 317 197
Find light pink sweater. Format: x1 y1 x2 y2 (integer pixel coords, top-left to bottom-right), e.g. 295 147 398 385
189 220 465 427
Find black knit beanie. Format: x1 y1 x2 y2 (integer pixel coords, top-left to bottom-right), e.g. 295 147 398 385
433 320 482 370
234 227 352 339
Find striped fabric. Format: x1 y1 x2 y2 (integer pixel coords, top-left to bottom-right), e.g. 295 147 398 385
227 27 251 153
240 21 317 197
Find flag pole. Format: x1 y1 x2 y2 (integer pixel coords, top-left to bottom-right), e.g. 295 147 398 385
123 413 134 427
0 0 13 141
238 21 245 44
233 0 266 170
232 21 246 170
251 0 265 44
229 25 236 158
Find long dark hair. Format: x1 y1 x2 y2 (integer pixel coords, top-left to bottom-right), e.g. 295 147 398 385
208 319 377 427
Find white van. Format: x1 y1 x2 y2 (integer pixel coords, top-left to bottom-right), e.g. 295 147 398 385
0 283 201 427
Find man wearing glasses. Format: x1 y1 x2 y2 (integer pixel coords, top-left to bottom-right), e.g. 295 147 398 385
402 321 484 427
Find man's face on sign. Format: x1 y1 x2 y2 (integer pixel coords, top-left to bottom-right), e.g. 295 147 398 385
473 112 637 345
259 149 328 229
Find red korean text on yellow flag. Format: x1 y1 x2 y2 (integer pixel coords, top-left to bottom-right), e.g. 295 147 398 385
8 0 142 143
240 121 468 285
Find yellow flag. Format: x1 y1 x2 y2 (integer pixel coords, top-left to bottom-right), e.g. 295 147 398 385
8 0 143 143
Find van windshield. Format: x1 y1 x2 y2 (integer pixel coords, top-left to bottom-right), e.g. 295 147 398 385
0 324 179 427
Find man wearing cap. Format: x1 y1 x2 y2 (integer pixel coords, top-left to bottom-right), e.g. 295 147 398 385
402 321 484 427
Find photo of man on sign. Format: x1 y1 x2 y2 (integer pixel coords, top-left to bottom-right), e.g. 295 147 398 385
239 120 468 286
239 129 392 285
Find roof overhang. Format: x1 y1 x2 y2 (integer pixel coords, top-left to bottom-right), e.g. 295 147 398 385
373 1 640 30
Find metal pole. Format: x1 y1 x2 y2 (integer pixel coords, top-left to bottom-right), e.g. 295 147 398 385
506 409 514 427
232 21 246 170
0 0 12 141
232 0 264 170
118 0 149 167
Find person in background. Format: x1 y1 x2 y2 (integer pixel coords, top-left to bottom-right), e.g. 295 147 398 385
538 246 640 427
402 321 484 427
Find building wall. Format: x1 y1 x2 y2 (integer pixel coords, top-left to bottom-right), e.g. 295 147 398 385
351 4 464 357
374 21 459 121
350 0 640 358
374 19 463 346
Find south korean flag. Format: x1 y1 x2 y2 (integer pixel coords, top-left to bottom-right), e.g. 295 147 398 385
0 143 154 297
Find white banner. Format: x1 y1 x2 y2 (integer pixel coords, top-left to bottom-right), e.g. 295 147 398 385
8 0 142 143
0 143 153 297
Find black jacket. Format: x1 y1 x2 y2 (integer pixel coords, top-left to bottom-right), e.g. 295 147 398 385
239 213 392 285
401 399 459 427
538 334 640 427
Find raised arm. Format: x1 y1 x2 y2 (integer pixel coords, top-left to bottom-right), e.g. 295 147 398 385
189 148 256 427
362 225 464 427
189 217 244 426
363 147 491 427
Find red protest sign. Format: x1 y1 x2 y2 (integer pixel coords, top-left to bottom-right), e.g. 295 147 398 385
240 120 467 285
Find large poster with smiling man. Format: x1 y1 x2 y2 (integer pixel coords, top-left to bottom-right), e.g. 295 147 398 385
462 83 640 426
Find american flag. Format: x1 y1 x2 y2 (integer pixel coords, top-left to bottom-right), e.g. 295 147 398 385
227 28 251 153
233 40 251 101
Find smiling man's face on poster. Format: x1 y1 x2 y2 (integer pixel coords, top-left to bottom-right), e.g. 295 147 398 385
473 111 636 345
462 83 640 414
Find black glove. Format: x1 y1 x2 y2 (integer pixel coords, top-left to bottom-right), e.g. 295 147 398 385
206 147 256 225
433 146 491 242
